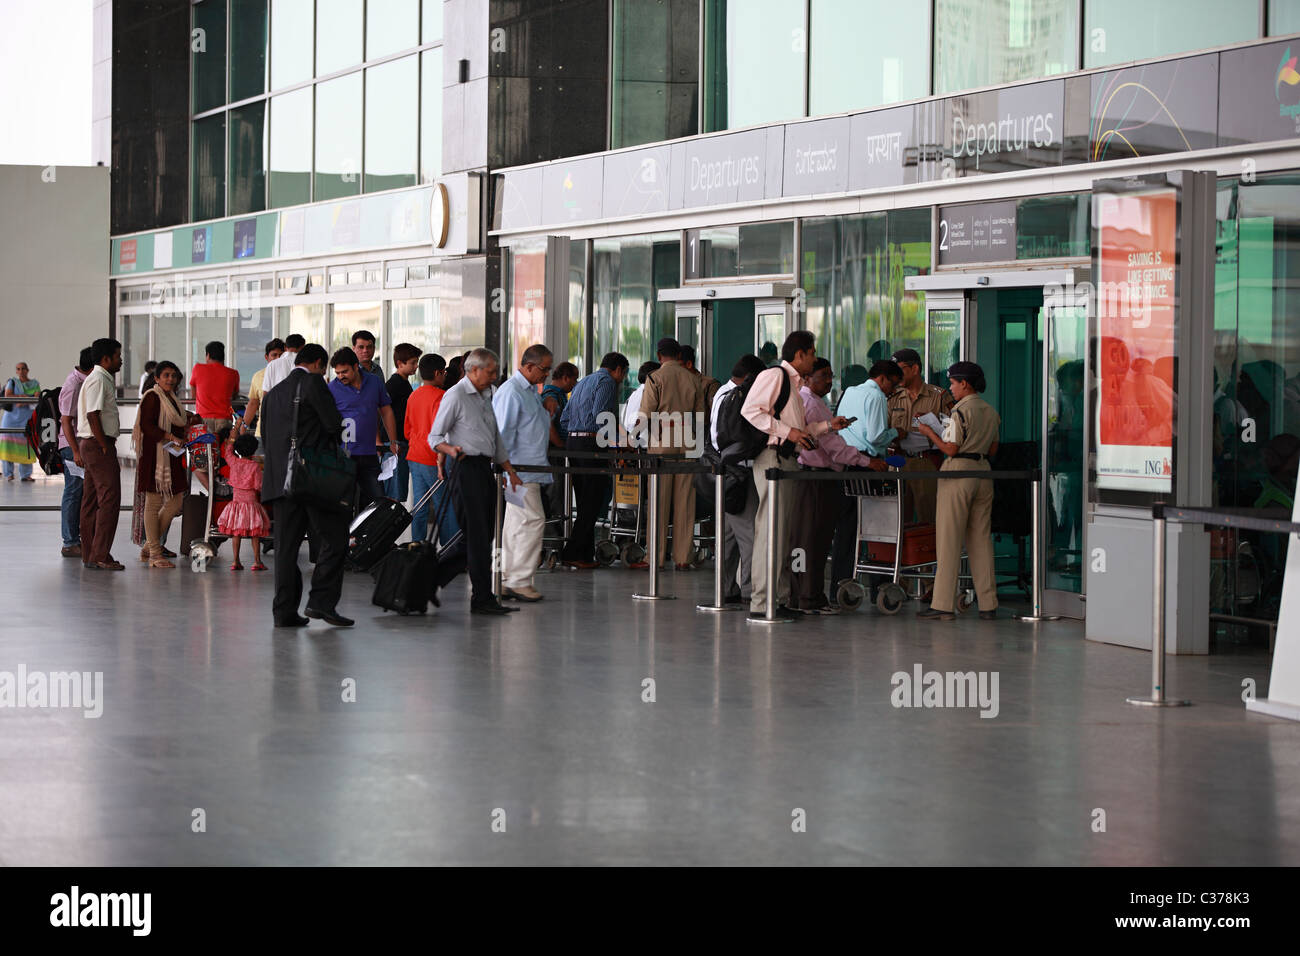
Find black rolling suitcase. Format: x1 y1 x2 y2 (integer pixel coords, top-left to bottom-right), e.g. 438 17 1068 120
346 481 440 571
371 486 464 614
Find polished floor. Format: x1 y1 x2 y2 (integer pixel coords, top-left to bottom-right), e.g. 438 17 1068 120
1 474 1296 865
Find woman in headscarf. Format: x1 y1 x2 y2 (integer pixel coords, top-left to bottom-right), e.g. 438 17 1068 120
131 361 197 568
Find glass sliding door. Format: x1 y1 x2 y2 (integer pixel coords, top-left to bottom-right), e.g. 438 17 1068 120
1043 289 1088 614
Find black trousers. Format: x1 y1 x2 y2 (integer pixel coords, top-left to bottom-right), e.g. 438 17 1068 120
561 435 609 562
829 472 860 588
791 474 840 609
353 454 383 510
272 496 348 622
447 454 496 606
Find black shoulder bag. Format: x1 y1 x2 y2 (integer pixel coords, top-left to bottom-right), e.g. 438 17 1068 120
284 378 357 512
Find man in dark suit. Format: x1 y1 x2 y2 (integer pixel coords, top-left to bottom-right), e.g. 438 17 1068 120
261 344 354 628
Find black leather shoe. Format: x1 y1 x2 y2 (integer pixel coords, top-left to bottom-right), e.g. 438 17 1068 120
916 607 955 621
979 610 998 620
471 602 518 615
274 615 310 627
304 607 354 627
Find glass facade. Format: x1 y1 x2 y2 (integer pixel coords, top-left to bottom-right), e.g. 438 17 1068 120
233 305 275 385
704 0 805 132
1085 0 1258 69
685 222 795 278
391 299 441 355
611 0 699 148
191 0 444 219
1271 2 1300 35
593 233 681 387
366 56 419 193
810 0 929 115
314 73 363 200
801 209 932 401
935 0 1078 94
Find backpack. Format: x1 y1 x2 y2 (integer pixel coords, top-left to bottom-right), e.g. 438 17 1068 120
712 367 791 464
26 386 63 475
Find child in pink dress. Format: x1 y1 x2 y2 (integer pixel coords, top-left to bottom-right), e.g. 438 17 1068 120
218 433 272 571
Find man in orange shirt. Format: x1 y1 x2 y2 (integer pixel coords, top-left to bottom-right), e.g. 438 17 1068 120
404 352 458 546
191 340 240 434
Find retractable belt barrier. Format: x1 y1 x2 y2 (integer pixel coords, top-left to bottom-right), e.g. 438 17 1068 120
748 466 1046 625
1128 502 1300 708
494 453 718 601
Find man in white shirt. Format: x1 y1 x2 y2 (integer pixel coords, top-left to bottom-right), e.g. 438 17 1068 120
260 333 305 395
621 360 659 448
77 338 124 570
710 354 765 604
137 361 156 394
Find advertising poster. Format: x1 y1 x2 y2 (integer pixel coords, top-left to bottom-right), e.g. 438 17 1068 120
1095 188 1177 492
510 247 547 371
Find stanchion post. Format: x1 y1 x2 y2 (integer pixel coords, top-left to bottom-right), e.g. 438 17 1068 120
1127 501 1191 707
493 469 504 600
634 466 673 600
1017 471 1059 623
698 463 738 612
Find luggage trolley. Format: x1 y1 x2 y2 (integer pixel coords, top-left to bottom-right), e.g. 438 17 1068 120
835 472 974 615
600 466 645 566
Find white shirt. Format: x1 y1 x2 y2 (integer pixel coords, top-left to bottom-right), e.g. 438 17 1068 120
260 349 299 394
622 384 647 448
138 372 150 393
77 365 119 440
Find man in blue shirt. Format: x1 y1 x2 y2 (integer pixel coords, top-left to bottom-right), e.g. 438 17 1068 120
329 346 398 510
838 359 903 457
493 344 555 601
559 351 629 568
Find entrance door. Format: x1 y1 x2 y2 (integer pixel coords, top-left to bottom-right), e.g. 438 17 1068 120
675 302 704 362
924 293 966 385
755 298 790 366
1042 288 1088 615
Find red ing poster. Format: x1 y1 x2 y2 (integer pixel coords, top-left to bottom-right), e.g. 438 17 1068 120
1095 188 1177 492
510 248 546 371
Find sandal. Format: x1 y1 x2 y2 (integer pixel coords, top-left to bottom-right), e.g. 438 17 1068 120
250 563 267 572
160 547 177 558
230 562 244 571
140 548 152 562
150 558 175 569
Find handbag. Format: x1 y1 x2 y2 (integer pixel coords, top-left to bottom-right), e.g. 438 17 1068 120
284 379 356 512
2 378 15 413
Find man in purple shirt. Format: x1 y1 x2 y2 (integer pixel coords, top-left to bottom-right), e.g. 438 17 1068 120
328 347 398 511
791 358 886 613
57 347 94 557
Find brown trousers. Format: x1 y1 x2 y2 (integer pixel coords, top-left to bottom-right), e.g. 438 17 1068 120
931 463 997 612
79 438 121 564
144 491 186 557
655 471 698 566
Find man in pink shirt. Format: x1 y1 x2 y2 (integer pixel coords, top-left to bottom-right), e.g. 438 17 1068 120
740 331 851 620
792 358 887 613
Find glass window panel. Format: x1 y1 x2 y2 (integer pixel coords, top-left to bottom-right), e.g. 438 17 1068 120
391 298 440 355
331 301 383 357
124 315 150 392
1084 0 1256 69
935 0 1078 94
228 101 267 214
315 73 363 200
1016 193 1089 259
191 113 227 221
801 210 930 404
368 0 419 60
317 0 364 75
365 55 419 192
270 87 312 207
686 222 794 278
420 48 443 183
279 303 327 342
422 0 443 42
271 0 313 88
190 315 229 377
566 240 589 375
592 233 680 393
810 0 928 114
229 0 268 102
192 0 228 113
233 307 275 388
611 0 699 148
154 315 186 375
703 0 805 131
1270 1 1300 35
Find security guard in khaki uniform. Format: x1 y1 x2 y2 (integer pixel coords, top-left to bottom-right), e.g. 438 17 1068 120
886 347 954 524
914 361 1000 621
640 337 707 568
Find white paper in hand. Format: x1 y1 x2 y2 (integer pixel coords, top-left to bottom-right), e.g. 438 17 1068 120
64 460 85 478
503 479 529 508
164 441 187 457
377 454 398 482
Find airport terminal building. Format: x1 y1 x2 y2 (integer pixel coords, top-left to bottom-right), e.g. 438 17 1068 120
102 1 1300 652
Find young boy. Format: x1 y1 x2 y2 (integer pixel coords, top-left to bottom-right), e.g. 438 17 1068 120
383 343 422 502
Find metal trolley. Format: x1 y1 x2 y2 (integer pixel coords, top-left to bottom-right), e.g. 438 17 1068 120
835 473 974 615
